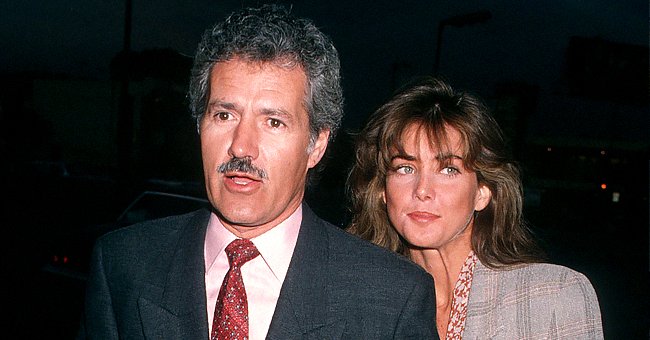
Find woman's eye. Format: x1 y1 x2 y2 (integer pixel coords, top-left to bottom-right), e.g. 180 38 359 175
396 165 414 175
441 167 459 176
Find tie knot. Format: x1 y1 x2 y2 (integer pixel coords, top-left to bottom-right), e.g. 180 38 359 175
225 238 259 267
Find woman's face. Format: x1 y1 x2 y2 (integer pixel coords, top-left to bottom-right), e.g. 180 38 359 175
383 123 491 252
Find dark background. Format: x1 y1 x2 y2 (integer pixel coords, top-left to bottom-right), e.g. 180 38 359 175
2 0 648 338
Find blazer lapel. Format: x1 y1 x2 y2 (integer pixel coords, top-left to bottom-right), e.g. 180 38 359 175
266 204 339 339
138 209 211 340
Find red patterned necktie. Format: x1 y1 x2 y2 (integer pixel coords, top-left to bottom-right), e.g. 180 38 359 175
211 238 260 340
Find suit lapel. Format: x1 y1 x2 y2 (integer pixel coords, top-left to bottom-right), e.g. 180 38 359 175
138 209 211 339
133 206 342 339
266 205 333 339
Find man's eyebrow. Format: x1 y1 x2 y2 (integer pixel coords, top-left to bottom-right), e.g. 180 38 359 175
206 100 293 118
206 100 237 113
260 107 292 117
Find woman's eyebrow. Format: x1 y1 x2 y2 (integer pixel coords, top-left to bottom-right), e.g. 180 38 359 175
435 153 463 161
390 153 416 162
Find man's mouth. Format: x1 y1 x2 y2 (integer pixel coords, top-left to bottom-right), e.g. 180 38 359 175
228 174 258 185
223 171 263 187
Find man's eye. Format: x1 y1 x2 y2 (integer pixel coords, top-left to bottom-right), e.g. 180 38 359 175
216 112 230 120
268 118 283 128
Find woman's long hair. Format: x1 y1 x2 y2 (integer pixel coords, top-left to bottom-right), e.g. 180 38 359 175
346 77 544 268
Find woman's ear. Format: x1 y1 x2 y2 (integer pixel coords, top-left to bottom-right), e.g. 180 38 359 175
474 183 492 211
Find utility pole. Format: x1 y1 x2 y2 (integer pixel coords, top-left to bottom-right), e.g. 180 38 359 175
434 10 492 74
116 0 133 182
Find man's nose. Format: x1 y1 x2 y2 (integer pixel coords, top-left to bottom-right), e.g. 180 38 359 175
228 118 259 160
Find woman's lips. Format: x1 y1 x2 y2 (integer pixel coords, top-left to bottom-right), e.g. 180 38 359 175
407 211 440 223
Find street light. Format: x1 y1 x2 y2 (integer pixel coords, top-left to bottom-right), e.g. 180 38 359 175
434 10 492 74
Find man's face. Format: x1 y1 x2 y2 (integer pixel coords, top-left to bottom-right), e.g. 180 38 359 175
200 58 329 238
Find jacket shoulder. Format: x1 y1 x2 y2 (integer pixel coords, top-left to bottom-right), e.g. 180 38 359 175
480 262 596 291
320 218 432 283
466 262 603 339
96 208 209 248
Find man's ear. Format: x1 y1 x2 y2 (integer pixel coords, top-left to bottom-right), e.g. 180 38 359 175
474 183 492 211
307 129 330 169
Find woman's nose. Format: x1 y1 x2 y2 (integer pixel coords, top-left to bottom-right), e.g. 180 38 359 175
414 175 434 201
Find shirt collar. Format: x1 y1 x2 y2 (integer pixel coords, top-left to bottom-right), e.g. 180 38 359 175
204 206 302 282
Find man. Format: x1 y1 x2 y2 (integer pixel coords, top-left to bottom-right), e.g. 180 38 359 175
79 5 437 339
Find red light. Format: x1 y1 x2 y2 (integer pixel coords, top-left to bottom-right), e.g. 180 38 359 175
600 183 607 190
63 256 69 264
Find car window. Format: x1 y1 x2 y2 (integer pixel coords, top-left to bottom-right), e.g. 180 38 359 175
119 192 209 225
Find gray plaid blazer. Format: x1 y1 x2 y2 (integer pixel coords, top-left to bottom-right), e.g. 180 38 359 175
462 260 603 339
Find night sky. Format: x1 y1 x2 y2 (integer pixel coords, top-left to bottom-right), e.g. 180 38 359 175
2 1 649 338
2 0 648 131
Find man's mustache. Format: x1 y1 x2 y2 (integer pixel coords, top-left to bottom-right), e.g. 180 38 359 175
218 157 268 179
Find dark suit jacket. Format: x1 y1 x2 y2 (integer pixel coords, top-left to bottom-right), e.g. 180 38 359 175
78 204 438 339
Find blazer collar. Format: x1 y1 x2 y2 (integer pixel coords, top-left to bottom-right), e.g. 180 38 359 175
137 206 338 339
266 204 334 338
138 208 211 339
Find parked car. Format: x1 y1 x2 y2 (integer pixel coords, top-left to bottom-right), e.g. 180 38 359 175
41 190 210 280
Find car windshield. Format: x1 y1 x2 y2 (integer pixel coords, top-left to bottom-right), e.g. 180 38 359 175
119 191 209 225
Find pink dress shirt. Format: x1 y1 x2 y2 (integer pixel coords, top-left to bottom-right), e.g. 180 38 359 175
204 206 302 340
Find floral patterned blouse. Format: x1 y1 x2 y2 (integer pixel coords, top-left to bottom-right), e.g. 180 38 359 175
445 251 478 339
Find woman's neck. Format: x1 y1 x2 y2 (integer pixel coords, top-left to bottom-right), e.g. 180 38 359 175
408 241 473 338
410 244 472 306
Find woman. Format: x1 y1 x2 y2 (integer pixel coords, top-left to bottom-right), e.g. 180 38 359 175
347 77 603 339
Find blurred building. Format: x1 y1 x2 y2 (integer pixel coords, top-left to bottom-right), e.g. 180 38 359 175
1 48 201 184
111 48 200 183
